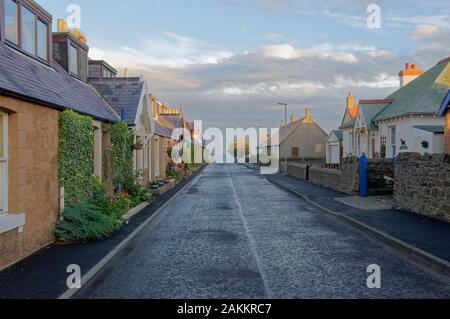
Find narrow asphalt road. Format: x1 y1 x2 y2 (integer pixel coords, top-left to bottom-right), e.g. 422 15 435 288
77 164 450 299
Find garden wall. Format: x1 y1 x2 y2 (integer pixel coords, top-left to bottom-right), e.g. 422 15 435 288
287 162 359 194
394 152 450 223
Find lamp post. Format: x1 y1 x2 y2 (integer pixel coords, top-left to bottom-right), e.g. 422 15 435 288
278 103 288 175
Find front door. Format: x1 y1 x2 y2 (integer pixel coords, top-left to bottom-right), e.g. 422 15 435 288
0 111 8 212
330 145 339 164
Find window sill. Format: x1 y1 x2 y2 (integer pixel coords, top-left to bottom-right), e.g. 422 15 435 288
0 213 25 234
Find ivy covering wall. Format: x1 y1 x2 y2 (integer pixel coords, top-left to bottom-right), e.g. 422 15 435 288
110 122 134 190
58 110 94 207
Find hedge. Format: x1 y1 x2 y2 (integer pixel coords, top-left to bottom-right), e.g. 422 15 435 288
110 122 134 190
58 110 94 207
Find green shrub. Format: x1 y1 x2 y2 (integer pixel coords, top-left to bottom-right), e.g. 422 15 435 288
110 122 134 190
93 193 131 220
58 110 94 207
55 205 120 243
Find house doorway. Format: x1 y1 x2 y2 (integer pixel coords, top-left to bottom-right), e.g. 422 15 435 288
329 145 339 164
0 111 8 212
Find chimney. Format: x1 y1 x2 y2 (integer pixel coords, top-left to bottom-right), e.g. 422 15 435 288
280 120 285 127
346 92 358 118
53 18 89 82
124 68 129 77
290 115 296 123
399 63 424 88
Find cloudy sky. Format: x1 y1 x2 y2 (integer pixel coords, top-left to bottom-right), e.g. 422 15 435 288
39 0 449 132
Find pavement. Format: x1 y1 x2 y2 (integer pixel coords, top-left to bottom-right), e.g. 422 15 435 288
253 166 450 265
75 164 450 299
0 169 204 299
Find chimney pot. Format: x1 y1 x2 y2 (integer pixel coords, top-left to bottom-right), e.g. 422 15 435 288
405 63 411 69
412 64 417 69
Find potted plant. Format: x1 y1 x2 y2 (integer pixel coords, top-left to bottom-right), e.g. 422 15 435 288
150 181 160 189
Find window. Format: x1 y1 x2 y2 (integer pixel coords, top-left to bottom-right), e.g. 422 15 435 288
21 5 36 55
0 113 5 159
69 45 79 76
292 147 299 158
103 68 112 78
37 19 48 60
389 126 397 157
4 2 49 61
0 112 7 212
5 0 18 44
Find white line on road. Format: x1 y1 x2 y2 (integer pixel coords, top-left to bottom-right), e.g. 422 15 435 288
225 165 272 299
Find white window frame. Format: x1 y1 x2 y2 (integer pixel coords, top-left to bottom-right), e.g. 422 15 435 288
389 126 397 157
0 111 9 212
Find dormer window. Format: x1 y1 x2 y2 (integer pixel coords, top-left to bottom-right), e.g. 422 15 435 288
2 0 50 63
21 5 35 54
69 44 79 76
5 0 18 44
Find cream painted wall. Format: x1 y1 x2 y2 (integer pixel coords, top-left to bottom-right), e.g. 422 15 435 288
378 116 444 157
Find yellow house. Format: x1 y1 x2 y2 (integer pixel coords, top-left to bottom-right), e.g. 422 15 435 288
0 0 120 269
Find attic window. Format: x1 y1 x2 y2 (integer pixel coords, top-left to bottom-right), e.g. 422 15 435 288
3 0 49 62
5 0 18 45
69 45 79 76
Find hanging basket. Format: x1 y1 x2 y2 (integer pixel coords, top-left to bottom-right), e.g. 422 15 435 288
132 141 144 150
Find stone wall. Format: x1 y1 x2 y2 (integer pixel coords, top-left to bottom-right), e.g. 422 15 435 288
394 152 450 223
287 162 359 194
445 112 450 154
367 159 395 195
0 95 60 270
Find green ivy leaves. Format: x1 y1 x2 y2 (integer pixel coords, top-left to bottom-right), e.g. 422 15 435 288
58 110 94 207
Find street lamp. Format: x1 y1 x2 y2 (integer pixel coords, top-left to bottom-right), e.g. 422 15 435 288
278 103 288 175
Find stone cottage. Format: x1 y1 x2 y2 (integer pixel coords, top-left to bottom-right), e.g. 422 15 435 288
150 97 185 180
90 69 155 186
0 0 119 269
272 108 327 160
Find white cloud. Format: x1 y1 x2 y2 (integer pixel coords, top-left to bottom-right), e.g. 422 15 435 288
412 24 439 39
90 32 234 68
261 44 359 63
333 74 399 89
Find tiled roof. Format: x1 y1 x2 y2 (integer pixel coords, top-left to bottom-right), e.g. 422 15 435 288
89 77 144 125
0 42 119 122
374 59 450 122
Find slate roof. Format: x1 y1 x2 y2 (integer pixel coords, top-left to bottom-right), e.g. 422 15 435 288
154 115 184 138
89 77 144 126
332 130 343 141
413 125 445 134
359 101 392 131
340 118 356 130
0 42 119 122
374 58 450 122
